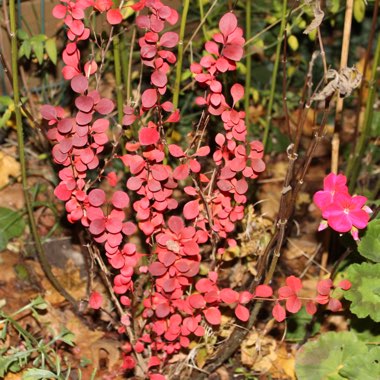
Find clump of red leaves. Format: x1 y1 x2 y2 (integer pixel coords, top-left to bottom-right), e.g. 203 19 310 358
42 2 354 378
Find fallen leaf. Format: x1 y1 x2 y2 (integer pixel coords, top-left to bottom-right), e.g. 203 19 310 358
0 151 20 187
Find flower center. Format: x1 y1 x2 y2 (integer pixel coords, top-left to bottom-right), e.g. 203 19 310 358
343 208 350 215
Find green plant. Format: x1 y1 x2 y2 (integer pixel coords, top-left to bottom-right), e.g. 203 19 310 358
0 297 76 379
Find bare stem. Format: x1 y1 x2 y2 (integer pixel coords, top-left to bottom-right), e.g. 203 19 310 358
334 0 353 131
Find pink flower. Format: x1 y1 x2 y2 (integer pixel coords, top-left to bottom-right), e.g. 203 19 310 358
314 173 372 240
313 173 348 210
322 193 370 237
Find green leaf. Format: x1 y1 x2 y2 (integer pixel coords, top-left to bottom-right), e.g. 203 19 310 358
17 29 29 41
339 347 380 380
0 96 13 107
353 0 366 23
58 327 75 346
350 316 380 342
286 308 321 341
31 40 44 64
45 38 57 65
358 219 380 262
0 207 26 251
22 368 58 380
0 109 12 128
344 263 380 322
31 296 48 310
295 331 368 380
22 40 32 60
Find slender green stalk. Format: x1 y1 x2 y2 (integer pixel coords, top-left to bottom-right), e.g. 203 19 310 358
198 0 208 41
262 0 288 151
113 34 124 124
173 0 190 109
347 33 380 192
245 0 252 131
9 0 77 310
120 33 130 99
126 27 136 101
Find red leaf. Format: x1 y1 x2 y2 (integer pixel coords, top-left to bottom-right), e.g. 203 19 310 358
75 95 94 112
195 146 210 157
317 279 333 296
231 83 244 105
286 275 303 292
222 44 243 61
203 307 221 325
160 31 179 48
338 279 351 291
235 304 249 322
183 200 199 220
173 164 189 180
220 288 239 304
255 285 273 298
148 356 161 368
169 144 185 158
327 298 342 312
155 303 170 318
52 4 66 19
95 98 114 114
142 89 158 109
151 70 167 88
219 13 237 36
112 191 129 209
239 291 253 304
54 183 72 201
107 9 122 25
89 219 106 235
89 291 103 309
88 189 106 207
41 105 57 120
272 303 286 322
139 127 159 145
285 295 302 313
149 262 167 276
305 301 317 315
71 75 88 93
195 279 213 293
188 294 206 309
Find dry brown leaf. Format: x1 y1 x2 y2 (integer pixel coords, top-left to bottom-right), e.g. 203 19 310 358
241 330 277 373
312 67 362 102
270 344 296 379
0 151 20 187
30 259 87 305
304 1 324 35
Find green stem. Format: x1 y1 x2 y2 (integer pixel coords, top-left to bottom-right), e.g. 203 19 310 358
120 33 130 102
198 0 208 41
9 0 77 310
126 27 136 101
245 0 252 132
113 34 124 124
347 32 380 192
262 0 288 151
173 0 190 109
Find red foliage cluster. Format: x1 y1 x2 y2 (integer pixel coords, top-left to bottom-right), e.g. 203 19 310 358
42 2 353 377
272 276 351 322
